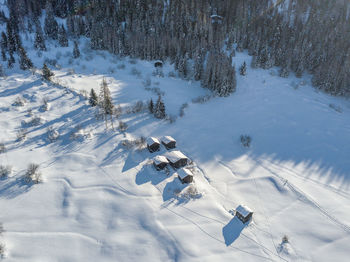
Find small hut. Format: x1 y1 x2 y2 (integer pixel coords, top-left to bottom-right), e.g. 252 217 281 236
235 205 253 224
164 150 189 168
153 155 169 170
147 137 160 153
161 136 176 149
176 168 194 184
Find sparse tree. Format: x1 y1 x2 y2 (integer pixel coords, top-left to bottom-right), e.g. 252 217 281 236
18 47 33 70
154 96 166 119
34 23 46 51
7 51 15 68
58 25 68 47
148 98 154 114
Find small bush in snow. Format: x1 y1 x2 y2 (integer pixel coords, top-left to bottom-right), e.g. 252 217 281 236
145 87 164 96
118 121 128 132
121 136 146 150
117 63 125 70
114 105 122 119
67 68 75 75
168 71 176 78
143 77 151 87
129 59 137 64
179 103 188 117
13 96 27 106
41 97 50 111
181 185 202 200
192 94 212 104
240 135 252 148
0 143 6 154
130 67 141 77
47 127 59 142
16 128 27 141
29 116 44 126
24 163 42 184
0 165 12 178
167 114 177 123
79 89 88 99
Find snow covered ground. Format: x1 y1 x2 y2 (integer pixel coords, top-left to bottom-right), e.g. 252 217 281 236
0 37 350 261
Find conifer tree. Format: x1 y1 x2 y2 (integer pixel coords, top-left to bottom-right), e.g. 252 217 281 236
239 61 247 76
18 47 33 70
42 63 54 81
148 98 154 114
7 51 15 68
154 96 166 119
34 23 46 51
89 88 98 107
44 2 59 39
99 78 114 129
73 41 80 58
1 32 7 52
58 25 68 47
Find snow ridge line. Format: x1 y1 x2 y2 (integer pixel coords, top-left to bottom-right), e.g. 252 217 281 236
255 159 350 234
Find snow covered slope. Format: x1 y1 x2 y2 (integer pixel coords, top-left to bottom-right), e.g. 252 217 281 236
0 39 350 262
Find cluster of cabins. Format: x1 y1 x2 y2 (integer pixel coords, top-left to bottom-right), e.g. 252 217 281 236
147 136 253 224
147 136 194 184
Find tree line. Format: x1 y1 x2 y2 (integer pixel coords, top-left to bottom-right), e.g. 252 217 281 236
2 0 350 96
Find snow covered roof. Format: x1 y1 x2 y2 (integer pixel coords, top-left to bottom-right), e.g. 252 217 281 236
164 150 188 163
147 137 160 146
161 136 176 144
236 205 253 218
176 168 193 179
153 155 169 165
211 14 223 19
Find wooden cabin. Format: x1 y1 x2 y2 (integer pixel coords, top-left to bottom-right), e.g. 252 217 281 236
154 60 163 68
153 155 169 170
147 137 160 153
235 205 253 224
176 168 194 184
161 136 176 149
164 150 189 168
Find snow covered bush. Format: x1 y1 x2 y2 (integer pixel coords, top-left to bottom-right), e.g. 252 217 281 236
13 96 27 106
28 116 44 126
41 97 50 111
0 165 12 178
24 163 42 184
70 125 93 141
282 235 289 244
47 127 59 142
240 135 252 148
131 101 144 113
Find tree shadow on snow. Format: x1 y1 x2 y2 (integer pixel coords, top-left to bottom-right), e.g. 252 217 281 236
162 176 188 202
222 217 246 246
0 175 34 199
135 164 169 186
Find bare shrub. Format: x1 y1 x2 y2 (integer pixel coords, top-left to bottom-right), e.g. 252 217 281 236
13 96 26 106
0 143 5 154
240 135 252 148
79 89 88 99
114 105 122 119
118 121 128 132
167 114 177 124
192 94 212 104
26 108 33 117
29 116 44 126
168 71 176 78
16 128 27 141
117 63 125 70
142 77 151 87
282 235 289 244
129 59 137 64
41 97 50 111
132 100 144 113
0 165 12 178
121 136 146 150
47 127 60 142
179 103 188 117
130 67 141 77
24 163 42 184
144 87 164 96
67 68 75 75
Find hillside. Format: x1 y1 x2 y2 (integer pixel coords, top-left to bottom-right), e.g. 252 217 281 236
0 34 350 262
